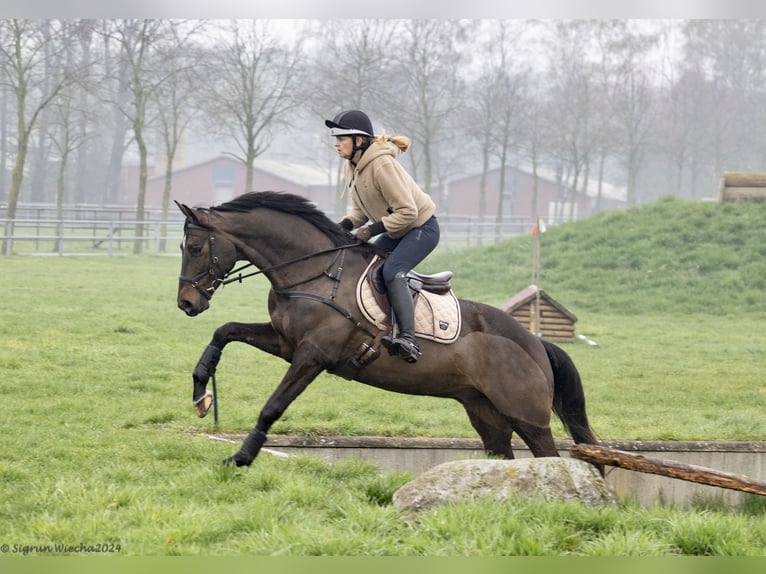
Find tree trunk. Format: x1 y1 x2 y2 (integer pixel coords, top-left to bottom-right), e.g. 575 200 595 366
1 130 28 255
54 148 69 254
133 126 148 254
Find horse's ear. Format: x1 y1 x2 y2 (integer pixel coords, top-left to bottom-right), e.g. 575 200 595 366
175 200 197 222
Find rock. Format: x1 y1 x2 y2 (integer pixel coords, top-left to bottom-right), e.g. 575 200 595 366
392 457 617 512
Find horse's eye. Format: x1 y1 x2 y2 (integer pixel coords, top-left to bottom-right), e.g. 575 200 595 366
182 235 203 256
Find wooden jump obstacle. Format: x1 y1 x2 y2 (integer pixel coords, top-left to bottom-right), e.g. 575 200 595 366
718 171 766 202
501 285 577 343
571 443 766 497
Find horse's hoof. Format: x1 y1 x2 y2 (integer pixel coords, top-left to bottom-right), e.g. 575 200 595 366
193 390 214 418
223 453 252 467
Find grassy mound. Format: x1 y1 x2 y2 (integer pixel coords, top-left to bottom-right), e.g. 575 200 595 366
426 196 766 316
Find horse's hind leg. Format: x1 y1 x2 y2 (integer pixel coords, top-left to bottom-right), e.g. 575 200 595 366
510 418 560 458
462 399 514 459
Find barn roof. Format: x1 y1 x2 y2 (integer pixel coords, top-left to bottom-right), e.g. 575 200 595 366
500 284 578 323
148 155 337 188
253 158 338 187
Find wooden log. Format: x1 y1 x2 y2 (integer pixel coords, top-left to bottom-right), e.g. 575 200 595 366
721 187 766 201
570 443 766 496
722 172 766 187
542 329 575 338
540 316 575 325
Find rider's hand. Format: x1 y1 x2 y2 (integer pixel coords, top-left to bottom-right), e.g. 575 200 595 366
338 218 354 231
356 227 372 242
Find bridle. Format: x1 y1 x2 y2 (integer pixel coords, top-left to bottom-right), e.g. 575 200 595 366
178 213 361 302
178 210 382 376
178 214 228 301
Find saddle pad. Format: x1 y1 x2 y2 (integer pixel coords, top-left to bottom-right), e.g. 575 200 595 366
356 260 462 344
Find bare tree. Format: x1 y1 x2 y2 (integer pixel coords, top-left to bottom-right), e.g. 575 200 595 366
307 19 400 217
542 21 602 220
0 20 75 254
308 19 399 113
682 20 766 182
462 21 532 238
152 22 207 251
198 20 306 195
95 20 132 206
588 20 627 212
649 22 703 198
609 22 660 206
387 19 471 201
49 21 98 252
103 19 187 254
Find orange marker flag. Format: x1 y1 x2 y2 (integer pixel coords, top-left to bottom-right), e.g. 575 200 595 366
531 219 547 236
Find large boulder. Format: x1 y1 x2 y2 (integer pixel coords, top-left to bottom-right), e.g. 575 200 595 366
393 457 617 512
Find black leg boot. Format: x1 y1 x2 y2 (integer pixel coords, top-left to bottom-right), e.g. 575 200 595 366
381 272 421 363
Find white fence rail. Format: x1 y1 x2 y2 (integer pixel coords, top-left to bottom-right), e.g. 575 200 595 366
1 213 549 256
0 218 184 257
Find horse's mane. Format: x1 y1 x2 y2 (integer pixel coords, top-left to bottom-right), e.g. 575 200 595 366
212 191 384 255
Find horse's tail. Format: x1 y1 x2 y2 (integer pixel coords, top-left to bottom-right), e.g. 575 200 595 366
542 339 600 447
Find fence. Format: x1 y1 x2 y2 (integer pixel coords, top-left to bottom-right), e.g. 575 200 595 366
0 218 185 257
0 205 550 256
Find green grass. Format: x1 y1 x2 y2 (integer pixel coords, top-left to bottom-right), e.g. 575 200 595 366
1 446 765 555
1 197 765 555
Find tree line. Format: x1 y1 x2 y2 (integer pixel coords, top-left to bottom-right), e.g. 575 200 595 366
1 19 763 253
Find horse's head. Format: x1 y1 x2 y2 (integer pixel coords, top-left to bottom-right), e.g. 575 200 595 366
176 201 238 316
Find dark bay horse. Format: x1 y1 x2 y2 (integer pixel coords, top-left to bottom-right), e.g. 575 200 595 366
176 191 601 469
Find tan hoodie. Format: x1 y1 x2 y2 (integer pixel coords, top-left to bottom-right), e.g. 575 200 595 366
343 141 436 239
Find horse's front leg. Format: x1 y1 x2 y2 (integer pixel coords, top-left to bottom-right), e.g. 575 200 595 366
226 344 325 467
192 321 284 417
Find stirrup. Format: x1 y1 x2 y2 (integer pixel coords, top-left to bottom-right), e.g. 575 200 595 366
381 335 421 363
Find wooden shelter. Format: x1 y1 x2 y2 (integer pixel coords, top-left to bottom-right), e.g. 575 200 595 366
718 172 766 201
500 285 577 342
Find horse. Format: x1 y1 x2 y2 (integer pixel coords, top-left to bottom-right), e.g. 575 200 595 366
175 191 601 471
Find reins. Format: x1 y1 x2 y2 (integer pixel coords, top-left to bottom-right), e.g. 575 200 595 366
179 214 357 296
220 243 358 290
179 215 378 339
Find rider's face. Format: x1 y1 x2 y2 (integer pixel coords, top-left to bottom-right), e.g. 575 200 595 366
334 136 356 160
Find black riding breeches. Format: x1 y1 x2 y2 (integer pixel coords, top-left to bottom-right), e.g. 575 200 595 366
373 215 440 284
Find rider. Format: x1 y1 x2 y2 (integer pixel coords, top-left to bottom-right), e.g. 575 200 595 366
325 109 440 363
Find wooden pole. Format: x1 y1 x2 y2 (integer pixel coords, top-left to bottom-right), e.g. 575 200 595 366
571 443 766 496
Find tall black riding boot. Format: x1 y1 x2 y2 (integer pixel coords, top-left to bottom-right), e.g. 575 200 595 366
381 272 421 363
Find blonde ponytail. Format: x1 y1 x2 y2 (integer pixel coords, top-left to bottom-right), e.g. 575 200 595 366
373 133 410 155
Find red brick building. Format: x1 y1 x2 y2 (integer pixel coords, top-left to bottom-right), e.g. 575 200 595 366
438 165 625 221
140 155 339 213
127 157 625 224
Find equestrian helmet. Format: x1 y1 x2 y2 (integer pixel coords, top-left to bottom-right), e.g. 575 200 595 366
325 110 374 137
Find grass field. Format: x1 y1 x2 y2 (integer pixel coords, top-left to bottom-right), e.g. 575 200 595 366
0 197 765 555
1 255 762 441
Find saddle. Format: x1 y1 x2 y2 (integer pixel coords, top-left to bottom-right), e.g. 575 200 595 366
356 257 461 344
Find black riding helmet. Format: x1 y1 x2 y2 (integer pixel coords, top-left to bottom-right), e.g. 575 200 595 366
325 110 374 157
